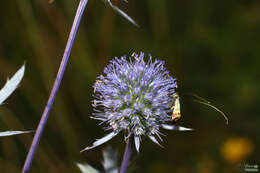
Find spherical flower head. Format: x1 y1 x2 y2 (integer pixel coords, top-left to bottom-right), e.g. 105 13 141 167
82 52 192 152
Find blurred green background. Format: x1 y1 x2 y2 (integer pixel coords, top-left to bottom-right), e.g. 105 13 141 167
0 0 259 172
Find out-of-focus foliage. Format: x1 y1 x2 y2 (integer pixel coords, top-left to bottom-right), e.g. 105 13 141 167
77 146 118 173
77 163 99 173
0 0 259 172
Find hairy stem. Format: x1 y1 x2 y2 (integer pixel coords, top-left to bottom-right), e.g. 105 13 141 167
22 0 88 172
119 134 134 173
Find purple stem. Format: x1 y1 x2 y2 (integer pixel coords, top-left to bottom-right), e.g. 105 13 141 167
119 134 134 173
22 0 88 172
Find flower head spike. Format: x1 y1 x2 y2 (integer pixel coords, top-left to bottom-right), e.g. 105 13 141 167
81 52 192 152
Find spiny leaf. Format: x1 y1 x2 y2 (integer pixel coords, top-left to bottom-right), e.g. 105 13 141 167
0 64 25 105
161 124 193 131
81 131 119 152
0 130 33 137
105 0 139 27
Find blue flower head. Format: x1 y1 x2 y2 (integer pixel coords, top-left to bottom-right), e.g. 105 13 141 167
82 52 192 152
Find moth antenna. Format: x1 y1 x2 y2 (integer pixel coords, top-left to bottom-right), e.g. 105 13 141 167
183 93 210 104
193 99 228 125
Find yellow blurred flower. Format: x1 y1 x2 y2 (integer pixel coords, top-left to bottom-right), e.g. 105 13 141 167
221 137 254 163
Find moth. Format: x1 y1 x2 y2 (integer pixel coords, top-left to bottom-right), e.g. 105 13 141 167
171 93 181 122
170 92 228 124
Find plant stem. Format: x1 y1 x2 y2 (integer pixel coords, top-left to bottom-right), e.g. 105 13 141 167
119 134 134 173
22 0 88 172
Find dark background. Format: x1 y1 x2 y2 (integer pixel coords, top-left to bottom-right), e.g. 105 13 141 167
0 0 259 172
